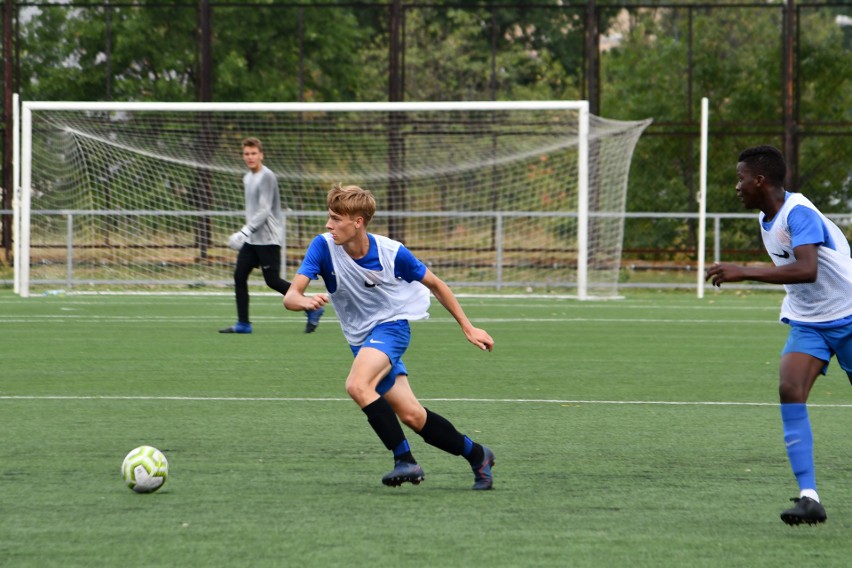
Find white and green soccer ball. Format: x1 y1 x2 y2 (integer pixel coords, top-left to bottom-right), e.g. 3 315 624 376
121 445 168 493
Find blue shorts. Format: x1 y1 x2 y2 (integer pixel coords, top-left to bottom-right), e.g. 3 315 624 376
782 320 852 376
349 320 411 396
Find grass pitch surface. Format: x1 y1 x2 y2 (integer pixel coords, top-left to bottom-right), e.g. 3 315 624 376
2 289 851 567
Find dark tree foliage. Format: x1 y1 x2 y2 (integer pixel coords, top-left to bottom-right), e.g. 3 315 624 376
13 1 850 258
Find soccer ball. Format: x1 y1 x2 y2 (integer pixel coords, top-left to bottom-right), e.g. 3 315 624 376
121 445 169 493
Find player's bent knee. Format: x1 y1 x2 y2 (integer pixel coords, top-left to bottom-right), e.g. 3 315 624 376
345 379 375 406
778 382 807 403
397 406 427 430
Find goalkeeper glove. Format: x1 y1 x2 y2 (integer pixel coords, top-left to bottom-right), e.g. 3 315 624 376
227 225 252 251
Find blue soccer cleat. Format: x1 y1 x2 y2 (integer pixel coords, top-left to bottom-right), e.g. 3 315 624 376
219 321 252 334
471 446 495 490
305 307 325 333
381 461 425 487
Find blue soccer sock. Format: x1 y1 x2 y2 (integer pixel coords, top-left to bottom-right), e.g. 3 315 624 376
363 397 415 464
392 440 415 464
780 403 816 493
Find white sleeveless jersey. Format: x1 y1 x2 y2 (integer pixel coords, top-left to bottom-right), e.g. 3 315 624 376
760 192 852 323
323 233 431 345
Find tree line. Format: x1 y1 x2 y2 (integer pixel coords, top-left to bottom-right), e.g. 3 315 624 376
10 0 851 260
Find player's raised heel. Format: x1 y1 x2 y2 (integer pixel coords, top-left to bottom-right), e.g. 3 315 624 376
381 461 425 487
780 497 827 526
471 446 495 490
305 307 325 333
219 322 252 334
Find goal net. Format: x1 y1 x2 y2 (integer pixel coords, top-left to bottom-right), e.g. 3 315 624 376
16 101 650 298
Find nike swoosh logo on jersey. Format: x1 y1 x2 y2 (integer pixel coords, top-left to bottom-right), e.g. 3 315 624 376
368 339 384 344
364 281 379 288
771 250 791 259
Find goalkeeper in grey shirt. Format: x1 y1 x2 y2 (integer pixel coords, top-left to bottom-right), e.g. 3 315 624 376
220 137 324 334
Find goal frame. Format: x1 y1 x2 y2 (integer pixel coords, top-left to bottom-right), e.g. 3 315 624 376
15 100 591 298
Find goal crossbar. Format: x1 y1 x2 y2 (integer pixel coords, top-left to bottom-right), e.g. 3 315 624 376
21 101 589 113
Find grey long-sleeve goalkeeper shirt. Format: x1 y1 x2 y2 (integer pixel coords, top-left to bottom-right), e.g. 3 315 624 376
243 165 283 245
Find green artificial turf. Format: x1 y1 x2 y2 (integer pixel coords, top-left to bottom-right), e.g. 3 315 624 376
2 289 851 567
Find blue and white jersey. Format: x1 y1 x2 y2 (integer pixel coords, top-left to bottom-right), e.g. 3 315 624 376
760 192 852 324
297 233 431 345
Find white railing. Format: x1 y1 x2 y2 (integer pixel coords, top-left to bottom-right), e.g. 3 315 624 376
8 209 849 294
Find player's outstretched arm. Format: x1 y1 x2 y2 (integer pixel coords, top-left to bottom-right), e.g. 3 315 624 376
420 269 494 352
705 244 818 287
283 274 329 312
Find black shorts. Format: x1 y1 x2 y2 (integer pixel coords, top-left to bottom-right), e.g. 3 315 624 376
237 243 281 271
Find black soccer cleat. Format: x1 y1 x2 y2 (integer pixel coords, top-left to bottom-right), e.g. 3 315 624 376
780 497 827 526
381 461 425 487
471 445 495 490
305 307 325 333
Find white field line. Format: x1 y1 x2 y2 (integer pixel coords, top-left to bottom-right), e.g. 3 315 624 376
0 315 778 325
1 395 851 408
0 296 781 312
0 290 785 299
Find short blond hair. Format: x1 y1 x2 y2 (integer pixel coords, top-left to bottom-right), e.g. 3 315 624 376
327 184 376 225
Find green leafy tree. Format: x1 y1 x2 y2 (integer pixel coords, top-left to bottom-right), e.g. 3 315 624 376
13 1 850 260
211 3 374 102
18 1 379 103
387 5 584 101
19 3 199 101
796 7 852 214
600 4 850 258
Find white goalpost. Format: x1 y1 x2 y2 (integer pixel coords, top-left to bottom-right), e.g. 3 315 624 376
696 97 709 299
15 100 650 298
12 93 21 294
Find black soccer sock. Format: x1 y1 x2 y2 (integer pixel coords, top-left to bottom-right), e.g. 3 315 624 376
417 408 484 464
362 397 415 464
